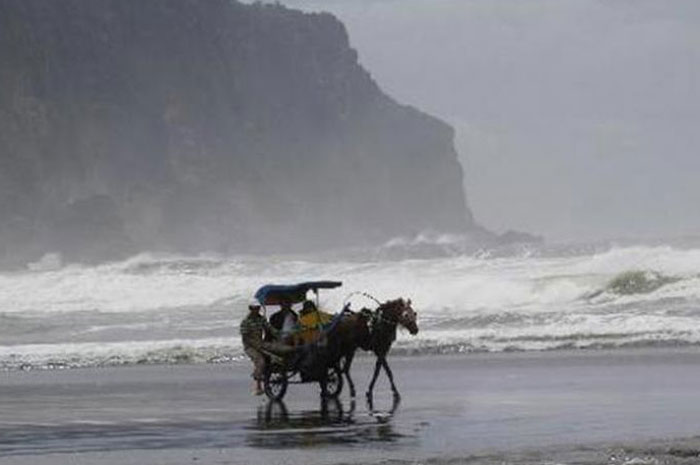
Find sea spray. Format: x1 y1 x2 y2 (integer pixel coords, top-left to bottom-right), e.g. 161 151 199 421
2 244 700 369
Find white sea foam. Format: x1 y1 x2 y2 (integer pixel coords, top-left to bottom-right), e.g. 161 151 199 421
2 244 700 369
0 337 240 370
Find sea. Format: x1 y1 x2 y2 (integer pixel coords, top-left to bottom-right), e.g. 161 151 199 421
2 235 700 371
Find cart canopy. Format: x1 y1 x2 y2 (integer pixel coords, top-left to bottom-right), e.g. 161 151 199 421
254 281 342 306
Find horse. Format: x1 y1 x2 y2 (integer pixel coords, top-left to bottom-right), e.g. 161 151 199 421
330 298 418 399
364 298 418 400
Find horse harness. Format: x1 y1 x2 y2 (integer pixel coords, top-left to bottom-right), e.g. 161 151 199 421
366 306 400 343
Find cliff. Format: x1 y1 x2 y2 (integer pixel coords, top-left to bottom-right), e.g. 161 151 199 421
0 0 476 266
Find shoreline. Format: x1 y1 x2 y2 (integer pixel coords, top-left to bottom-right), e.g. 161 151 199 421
5 343 700 373
3 348 700 464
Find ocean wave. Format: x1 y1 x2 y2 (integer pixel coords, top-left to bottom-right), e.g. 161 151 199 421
390 338 700 355
0 338 240 371
5 326 700 371
2 244 700 369
5 245 699 316
605 270 680 295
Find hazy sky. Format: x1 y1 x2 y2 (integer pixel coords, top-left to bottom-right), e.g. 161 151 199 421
276 0 700 241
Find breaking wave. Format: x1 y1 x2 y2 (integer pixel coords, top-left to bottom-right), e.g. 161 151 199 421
2 243 700 370
0 338 241 371
604 270 681 295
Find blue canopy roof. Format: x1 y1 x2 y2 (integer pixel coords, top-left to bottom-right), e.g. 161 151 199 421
254 281 342 306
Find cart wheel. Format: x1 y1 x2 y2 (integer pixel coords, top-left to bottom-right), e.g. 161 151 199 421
264 368 288 401
321 366 343 399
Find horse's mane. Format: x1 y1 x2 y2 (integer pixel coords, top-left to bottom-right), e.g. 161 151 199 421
376 298 405 314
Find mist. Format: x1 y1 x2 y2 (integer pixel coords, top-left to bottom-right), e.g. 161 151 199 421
278 0 700 242
0 0 473 267
3 0 698 268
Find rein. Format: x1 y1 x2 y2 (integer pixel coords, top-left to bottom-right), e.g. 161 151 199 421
343 291 382 308
346 297 415 334
343 292 397 332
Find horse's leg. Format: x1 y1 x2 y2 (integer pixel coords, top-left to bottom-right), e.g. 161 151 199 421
319 368 328 398
381 356 400 399
366 357 383 400
342 351 357 398
390 393 401 414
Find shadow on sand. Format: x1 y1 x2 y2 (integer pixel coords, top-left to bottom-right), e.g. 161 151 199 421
246 396 408 449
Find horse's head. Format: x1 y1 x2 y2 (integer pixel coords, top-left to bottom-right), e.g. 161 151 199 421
398 298 419 335
382 298 418 335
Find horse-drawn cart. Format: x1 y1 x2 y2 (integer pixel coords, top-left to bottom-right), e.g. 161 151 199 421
254 281 345 401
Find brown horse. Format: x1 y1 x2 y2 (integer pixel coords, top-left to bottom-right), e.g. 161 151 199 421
364 298 418 400
330 298 418 399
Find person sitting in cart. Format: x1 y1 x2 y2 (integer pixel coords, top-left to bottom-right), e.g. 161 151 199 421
299 299 333 327
240 299 295 395
295 300 335 344
268 301 299 345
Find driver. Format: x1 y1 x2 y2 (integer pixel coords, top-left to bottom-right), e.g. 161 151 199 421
240 299 294 395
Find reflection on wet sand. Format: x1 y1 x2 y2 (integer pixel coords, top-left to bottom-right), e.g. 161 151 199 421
246 396 410 449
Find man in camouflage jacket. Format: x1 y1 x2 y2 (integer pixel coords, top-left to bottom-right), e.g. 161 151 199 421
240 300 294 395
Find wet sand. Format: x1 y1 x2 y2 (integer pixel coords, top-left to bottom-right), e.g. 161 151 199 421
3 348 700 464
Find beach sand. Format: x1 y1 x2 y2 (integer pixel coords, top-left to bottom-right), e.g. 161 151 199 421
2 348 700 464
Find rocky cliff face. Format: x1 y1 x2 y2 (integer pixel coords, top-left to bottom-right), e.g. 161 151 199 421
0 0 475 266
